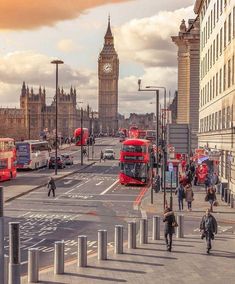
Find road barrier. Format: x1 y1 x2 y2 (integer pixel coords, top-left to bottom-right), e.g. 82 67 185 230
0 187 4 284
114 225 123 254
139 218 148 244
152 216 160 240
128 221 136 249
54 241 64 274
4 254 9 284
9 222 21 284
28 248 39 283
98 230 107 260
78 236 87 267
176 215 184 238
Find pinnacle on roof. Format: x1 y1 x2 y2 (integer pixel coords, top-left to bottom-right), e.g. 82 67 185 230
105 15 113 38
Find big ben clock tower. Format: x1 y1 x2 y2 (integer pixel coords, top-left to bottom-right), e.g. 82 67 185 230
98 17 119 134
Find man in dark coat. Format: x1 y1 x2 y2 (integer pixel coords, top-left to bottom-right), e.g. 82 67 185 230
200 208 217 254
163 207 176 252
175 182 185 211
47 177 56 197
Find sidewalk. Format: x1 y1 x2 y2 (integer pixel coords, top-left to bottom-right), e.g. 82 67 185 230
3 161 95 202
20 184 235 284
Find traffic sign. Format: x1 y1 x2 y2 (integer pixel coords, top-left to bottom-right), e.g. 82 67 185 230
168 162 173 172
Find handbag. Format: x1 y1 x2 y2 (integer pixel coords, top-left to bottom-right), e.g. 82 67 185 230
213 200 219 206
172 216 178 227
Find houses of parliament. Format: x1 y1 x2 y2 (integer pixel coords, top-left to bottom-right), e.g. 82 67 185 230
0 18 119 140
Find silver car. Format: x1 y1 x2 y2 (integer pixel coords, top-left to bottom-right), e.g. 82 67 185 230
61 153 74 165
104 149 115 160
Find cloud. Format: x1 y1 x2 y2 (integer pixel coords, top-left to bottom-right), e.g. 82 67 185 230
115 6 195 67
57 39 78 53
0 0 132 30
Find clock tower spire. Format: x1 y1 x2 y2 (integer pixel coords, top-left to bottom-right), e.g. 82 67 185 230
98 17 119 134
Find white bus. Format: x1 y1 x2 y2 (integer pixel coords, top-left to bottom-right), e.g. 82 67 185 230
16 140 50 170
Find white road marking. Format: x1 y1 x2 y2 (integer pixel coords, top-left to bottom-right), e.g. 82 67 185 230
64 180 73 185
96 181 103 186
100 180 119 195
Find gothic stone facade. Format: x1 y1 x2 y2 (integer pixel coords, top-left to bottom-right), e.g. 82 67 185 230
98 18 119 134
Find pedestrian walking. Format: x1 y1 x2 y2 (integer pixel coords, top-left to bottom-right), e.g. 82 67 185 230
200 208 217 254
185 183 194 211
153 174 161 193
100 150 103 162
204 174 211 192
205 186 217 212
47 177 56 197
175 182 185 211
163 207 177 252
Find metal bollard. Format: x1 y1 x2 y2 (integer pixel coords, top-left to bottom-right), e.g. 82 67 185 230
28 248 39 283
227 190 231 205
128 221 136 249
152 215 160 240
176 215 184 238
4 254 9 284
54 241 64 274
9 222 21 284
98 230 107 260
0 187 4 284
224 188 228 203
78 235 87 267
115 225 123 254
139 218 148 244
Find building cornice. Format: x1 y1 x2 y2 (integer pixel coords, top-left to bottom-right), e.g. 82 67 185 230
194 0 204 14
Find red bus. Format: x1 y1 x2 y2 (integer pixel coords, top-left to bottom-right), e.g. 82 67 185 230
119 139 153 185
74 128 89 146
129 126 139 139
0 138 17 181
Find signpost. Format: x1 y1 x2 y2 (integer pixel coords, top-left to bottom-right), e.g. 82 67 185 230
168 162 173 209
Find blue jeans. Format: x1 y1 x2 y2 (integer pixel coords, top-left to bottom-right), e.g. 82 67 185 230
178 198 183 210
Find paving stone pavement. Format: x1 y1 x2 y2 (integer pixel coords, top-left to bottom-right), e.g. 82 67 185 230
21 232 235 284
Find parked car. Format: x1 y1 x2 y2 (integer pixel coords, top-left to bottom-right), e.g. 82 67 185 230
48 156 66 169
61 153 74 165
104 149 115 160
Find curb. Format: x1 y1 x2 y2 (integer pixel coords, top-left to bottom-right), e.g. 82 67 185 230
5 162 96 203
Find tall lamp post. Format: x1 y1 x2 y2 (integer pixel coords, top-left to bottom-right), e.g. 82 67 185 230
146 85 167 209
138 79 159 205
51 59 64 175
80 107 84 166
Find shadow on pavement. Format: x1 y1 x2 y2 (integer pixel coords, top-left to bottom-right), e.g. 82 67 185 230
64 272 127 282
108 258 164 266
88 265 146 274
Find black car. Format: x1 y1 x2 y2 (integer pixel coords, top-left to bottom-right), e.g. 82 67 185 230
48 156 65 169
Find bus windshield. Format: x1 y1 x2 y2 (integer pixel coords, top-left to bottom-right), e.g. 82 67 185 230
0 159 7 169
121 162 147 178
122 145 146 153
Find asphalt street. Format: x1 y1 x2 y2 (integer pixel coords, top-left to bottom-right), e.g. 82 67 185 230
3 137 147 275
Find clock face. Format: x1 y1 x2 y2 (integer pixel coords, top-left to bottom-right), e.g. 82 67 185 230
103 63 112 73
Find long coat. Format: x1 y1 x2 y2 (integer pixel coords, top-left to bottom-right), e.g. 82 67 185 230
185 187 194 202
163 211 175 235
200 214 217 234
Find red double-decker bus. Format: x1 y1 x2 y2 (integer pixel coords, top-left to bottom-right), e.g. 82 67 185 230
119 139 153 185
0 138 17 181
74 128 89 146
129 126 139 139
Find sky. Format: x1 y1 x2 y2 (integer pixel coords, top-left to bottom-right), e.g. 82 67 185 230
0 0 196 116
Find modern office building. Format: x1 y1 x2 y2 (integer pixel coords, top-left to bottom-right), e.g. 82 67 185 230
194 0 235 193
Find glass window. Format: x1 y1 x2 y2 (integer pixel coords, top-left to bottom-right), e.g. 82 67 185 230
224 21 227 48
223 64 226 91
217 0 219 21
122 145 146 153
215 112 218 130
219 68 222 93
232 55 235 85
222 108 226 129
226 106 231 128
228 13 232 42
220 28 223 54
0 159 7 169
213 76 215 98
216 72 218 96
228 59 231 88
216 34 219 59
233 7 235 38
218 110 222 129
121 163 147 179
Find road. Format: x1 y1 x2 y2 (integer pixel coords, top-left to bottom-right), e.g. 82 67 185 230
3 138 148 275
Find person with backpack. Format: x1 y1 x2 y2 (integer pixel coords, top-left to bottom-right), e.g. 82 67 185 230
175 182 185 211
47 177 56 197
200 208 217 254
163 207 177 252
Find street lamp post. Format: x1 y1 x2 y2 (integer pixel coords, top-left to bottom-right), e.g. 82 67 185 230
28 108 31 140
51 59 64 175
138 79 160 205
80 107 84 166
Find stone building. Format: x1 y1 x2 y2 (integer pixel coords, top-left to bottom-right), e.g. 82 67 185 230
172 17 200 152
195 0 235 194
0 82 91 141
98 17 119 134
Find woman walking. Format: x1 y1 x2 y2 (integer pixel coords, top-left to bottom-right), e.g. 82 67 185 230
185 184 194 211
163 207 176 252
205 187 216 212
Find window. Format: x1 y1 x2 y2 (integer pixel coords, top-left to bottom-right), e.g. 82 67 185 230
208 16 211 35
213 39 215 64
220 28 223 54
209 115 212 130
217 0 219 21
216 33 219 59
228 13 231 42
214 4 216 26
212 113 215 130
233 7 235 38
213 76 215 98
222 108 226 129
210 45 212 68
223 64 226 91
232 55 235 85
219 68 222 93
216 72 218 96
211 10 213 33
228 59 231 88
224 21 227 48
218 110 222 130
215 112 218 130
226 106 231 128
220 0 222 14
210 79 212 100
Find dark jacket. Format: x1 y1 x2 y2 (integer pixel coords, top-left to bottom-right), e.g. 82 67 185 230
207 189 216 201
163 210 175 234
47 179 56 190
200 214 217 234
175 185 185 200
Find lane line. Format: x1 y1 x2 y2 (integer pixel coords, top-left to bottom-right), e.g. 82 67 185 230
96 181 103 186
100 180 119 195
134 186 148 206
